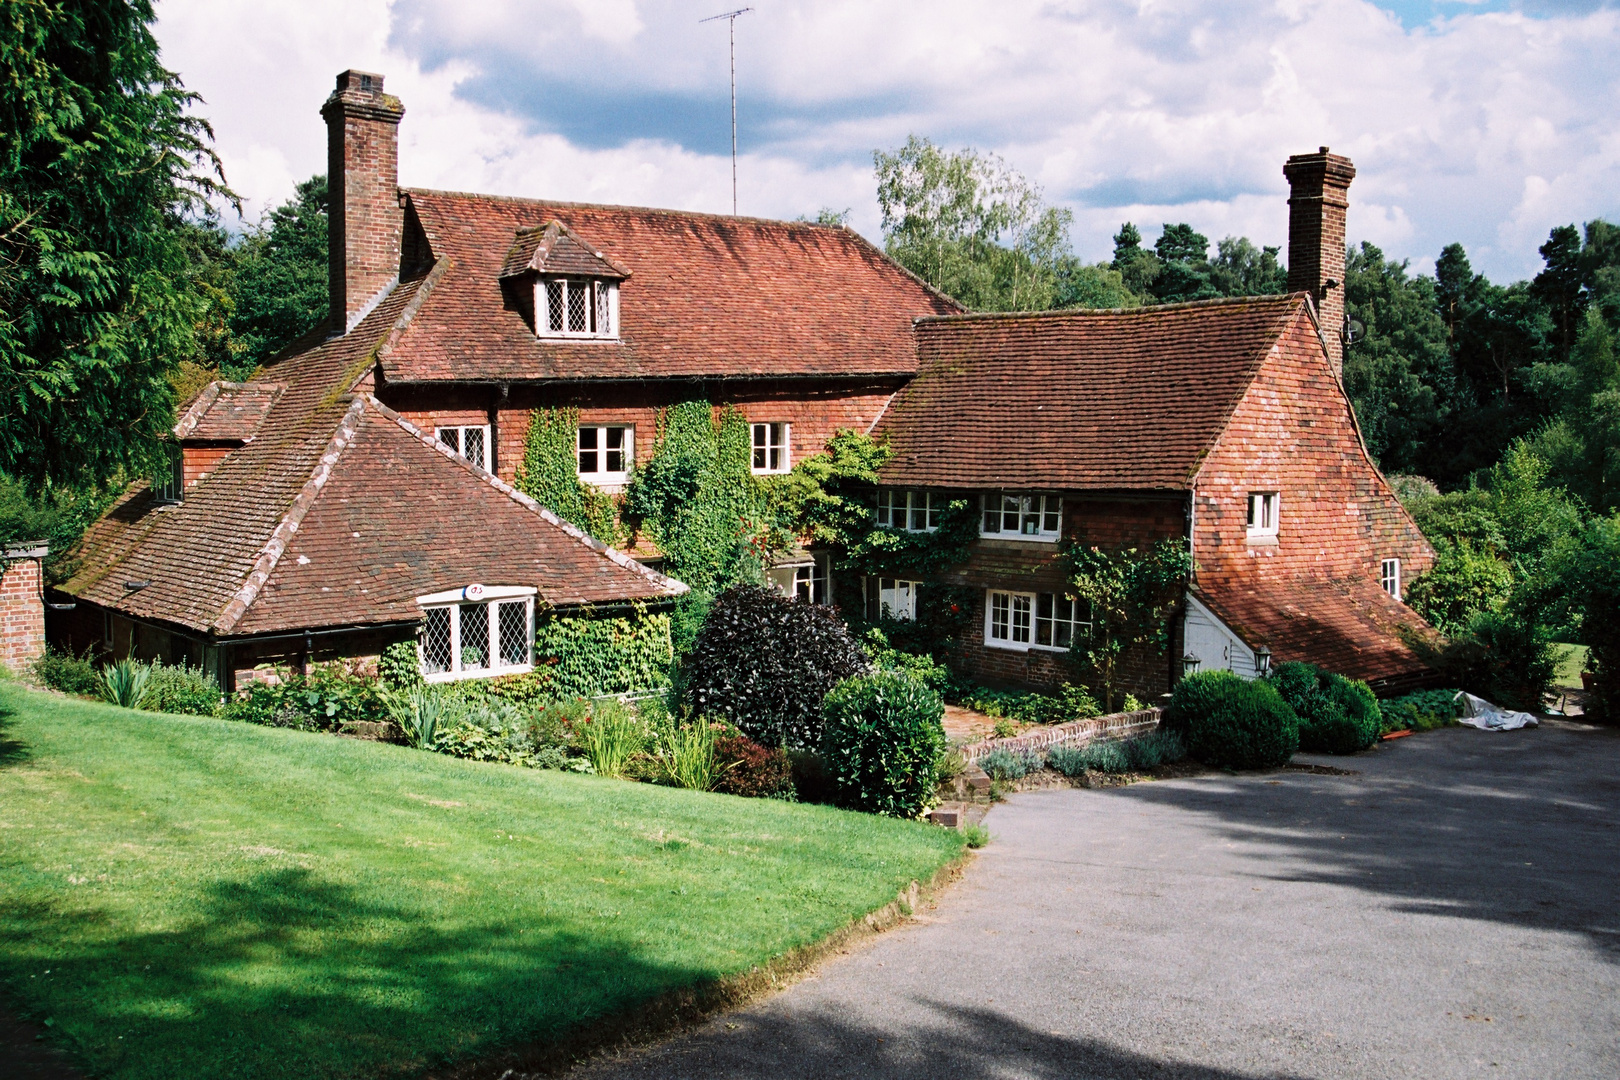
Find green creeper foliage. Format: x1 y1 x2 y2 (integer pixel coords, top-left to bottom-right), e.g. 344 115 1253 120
0 0 233 490
684 584 870 749
514 407 621 543
1377 689 1463 733
1266 661 1380 755
624 401 769 594
821 669 947 817
1183 676 1299 770
533 608 674 699
1062 537 1194 712
378 641 423 690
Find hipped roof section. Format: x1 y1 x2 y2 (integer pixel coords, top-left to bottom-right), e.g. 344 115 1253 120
384 189 961 383
64 277 683 638
873 294 1311 491
499 220 631 280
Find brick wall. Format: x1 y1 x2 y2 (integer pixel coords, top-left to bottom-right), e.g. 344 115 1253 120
0 552 46 672
322 70 404 332
181 445 235 487
381 378 907 486
1194 311 1434 589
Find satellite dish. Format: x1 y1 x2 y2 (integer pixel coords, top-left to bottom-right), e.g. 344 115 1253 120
1343 317 1364 345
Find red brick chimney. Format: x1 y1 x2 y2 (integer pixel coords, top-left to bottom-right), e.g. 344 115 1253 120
1283 147 1355 377
321 70 405 333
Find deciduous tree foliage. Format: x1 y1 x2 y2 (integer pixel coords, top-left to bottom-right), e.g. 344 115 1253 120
0 0 231 490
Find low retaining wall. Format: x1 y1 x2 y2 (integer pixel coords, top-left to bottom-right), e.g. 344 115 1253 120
960 707 1161 762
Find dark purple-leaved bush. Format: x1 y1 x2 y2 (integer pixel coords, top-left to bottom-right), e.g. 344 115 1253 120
684 584 869 748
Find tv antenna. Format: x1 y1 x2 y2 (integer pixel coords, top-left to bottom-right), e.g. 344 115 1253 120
701 7 752 215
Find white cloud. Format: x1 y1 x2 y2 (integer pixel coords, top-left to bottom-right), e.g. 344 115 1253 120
154 0 1620 281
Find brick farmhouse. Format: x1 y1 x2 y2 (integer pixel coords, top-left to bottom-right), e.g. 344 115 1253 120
47 70 1436 697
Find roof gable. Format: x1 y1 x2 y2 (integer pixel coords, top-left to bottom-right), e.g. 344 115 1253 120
873 295 1311 491
386 189 959 383
173 381 285 444
499 221 630 280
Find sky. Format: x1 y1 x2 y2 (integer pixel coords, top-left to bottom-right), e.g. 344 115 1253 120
154 0 1620 283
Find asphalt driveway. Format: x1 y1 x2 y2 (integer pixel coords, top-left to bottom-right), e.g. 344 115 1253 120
573 719 1620 1079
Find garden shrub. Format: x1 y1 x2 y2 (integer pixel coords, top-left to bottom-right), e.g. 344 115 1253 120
953 682 1100 726
142 662 221 716
576 699 647 778
378 641 422 689
1047 740 1129 776
219 664 386 731
821 670 947 817
1378 689 1463 733
1163 669 1246 733
787 749 832 804
1185 678 1298 769
1266 662 1380 755
31 646 99 696
99 658 152 709
684 584 870 748
713 733 795 799
534 608 674 699
1122 728 1186 769
978 747 1042 780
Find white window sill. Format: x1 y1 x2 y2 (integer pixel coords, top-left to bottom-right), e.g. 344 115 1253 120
751 469 791 477
424 664 532 684
978 533 1061 544
581 476 630 490
985 639 1073 654
536 334 620 343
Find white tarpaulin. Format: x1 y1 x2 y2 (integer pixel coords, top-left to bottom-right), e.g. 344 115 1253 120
1455 691 1540 731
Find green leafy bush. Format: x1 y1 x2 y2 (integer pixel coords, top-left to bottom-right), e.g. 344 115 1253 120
954 682 1100 726
379 641 423 689
961 823 990 848
534 608 674 699
1185 678 1298 769
384 685 455 750
1163 669 1246 733
684 584 870 748
219 665 386 731
99 658 152 709
821 670 947 817
577 700 647 778
1378 689 1463 733
1440 608 1558 712
1266 661 1380 755
713 734 796 799
31 646 99 695
978 747 1042 780
142 662 221 716
1048 740 1129 776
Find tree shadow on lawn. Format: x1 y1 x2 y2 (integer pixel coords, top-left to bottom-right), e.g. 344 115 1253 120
580 1000 1312 1080
0 699 29 766
1111 723 1620 960
0 866 721 1080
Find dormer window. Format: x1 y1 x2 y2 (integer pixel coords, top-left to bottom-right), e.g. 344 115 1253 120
540 277 617 339
152 446 183 504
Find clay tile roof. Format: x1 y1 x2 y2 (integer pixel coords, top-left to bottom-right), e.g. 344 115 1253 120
64 274 682 638
386 189 959 383
173 381 286 443
499 221 630 280
1194 575 1439 689
872 295 1309 491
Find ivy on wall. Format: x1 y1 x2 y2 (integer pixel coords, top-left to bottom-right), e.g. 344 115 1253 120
1060 536 1193 711
514 407 622 543
623 400 772 595
534 604 674 698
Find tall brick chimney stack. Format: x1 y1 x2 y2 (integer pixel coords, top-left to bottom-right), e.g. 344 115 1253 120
321 70 405 333
1283 147 1355 377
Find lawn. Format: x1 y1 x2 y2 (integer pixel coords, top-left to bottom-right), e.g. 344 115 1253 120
1554 642 1589 689
0 685 962 1079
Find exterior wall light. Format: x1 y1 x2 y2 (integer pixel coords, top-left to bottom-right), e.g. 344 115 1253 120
1254 645 1271 677
1182 652 1201 676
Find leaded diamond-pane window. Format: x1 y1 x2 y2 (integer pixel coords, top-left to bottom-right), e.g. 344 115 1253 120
459 603 489 670
498 601 529 666
436 425 489 471
539 277 618 339
422 607 452 674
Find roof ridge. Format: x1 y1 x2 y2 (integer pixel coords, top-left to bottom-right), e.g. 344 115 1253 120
916 292 1308 325
405 186 865 233
362 396 689 599
212 397 368 634
366 258 451 380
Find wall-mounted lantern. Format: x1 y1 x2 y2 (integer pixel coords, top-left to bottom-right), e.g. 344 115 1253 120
1254 645 1271 677
1182 652 1201 676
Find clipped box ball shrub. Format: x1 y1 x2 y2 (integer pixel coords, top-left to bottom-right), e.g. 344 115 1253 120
685 584 869 748
713 734 796 799
1163 669 1246 733
1267 661 1380 755
821 670 946 817
1185 677 1298 769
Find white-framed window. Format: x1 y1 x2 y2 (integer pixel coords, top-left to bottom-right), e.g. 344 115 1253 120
1381 558 1402 601
437 425 491 471
1247 492 1280 538
987 589 1087 651
577 424 633 483
416 585 536 682
866 577 920 621
752 422 790 474
767 556 830 605
980 493 1061 541
538 277 617 339
876 489 940 532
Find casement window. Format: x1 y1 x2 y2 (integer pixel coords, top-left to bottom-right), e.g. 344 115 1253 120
875 489 940 532
1246 492 1280 538
1381 558 1402 601
986 589 1088 651
539 277 617 339
437 425 491 471
865 577 920 621
752 422 790 474
767 556 830 605
416 585 536 682
577 425 632 483
980 493 1062 541
152 446 183 503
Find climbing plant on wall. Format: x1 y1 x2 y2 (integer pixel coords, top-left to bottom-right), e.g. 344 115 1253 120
1060 536 1194 712
623 401 772 594
514 407 622 543
533 604 675 698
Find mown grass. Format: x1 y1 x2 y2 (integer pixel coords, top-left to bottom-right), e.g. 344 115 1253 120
0 685 961 1079
1554 643 1590 689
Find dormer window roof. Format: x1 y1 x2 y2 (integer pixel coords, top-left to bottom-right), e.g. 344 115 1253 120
501 221 628 341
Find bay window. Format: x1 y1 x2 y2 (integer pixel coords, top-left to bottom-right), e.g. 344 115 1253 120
416 585 536 681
